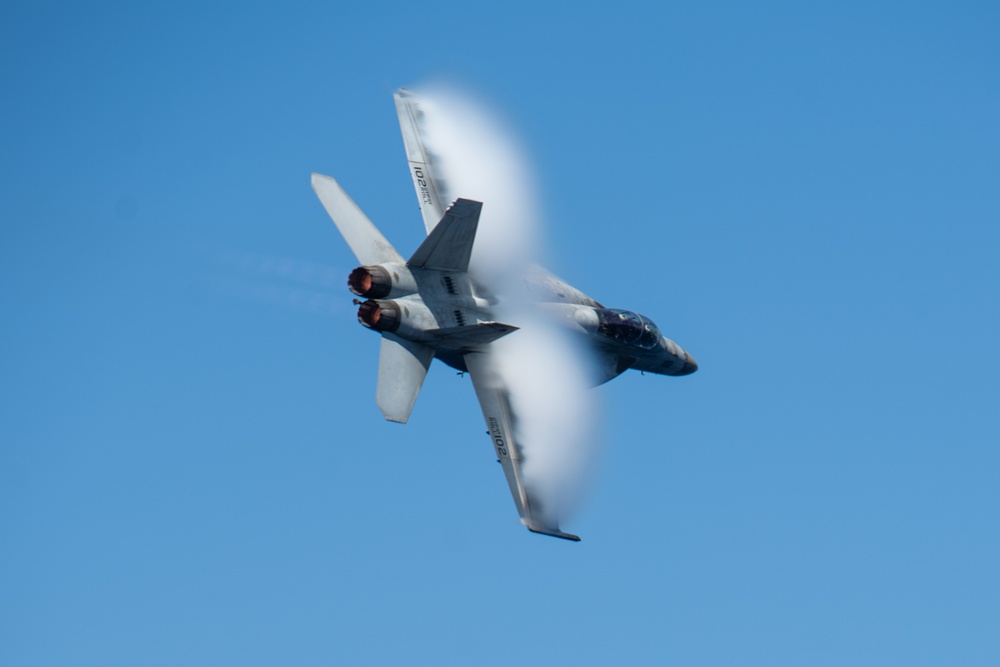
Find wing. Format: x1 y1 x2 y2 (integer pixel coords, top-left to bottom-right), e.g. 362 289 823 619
394 88 448 234
463 350 581 541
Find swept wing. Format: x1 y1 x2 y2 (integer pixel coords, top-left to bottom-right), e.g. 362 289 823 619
463 350 581 541
394 88 448 234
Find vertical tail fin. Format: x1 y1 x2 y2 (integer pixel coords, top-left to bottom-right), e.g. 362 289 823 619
377 334 434 423
311 173 404 266
406 198 482 272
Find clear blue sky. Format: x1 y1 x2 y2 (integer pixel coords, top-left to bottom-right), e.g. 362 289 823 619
3 2 998 665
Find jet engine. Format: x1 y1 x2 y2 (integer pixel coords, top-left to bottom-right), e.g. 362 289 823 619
356 297 437 337
347 263 418 299
357 299 401 332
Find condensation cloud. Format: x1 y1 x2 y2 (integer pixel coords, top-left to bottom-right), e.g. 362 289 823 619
404 85 542 283
411 84 601 524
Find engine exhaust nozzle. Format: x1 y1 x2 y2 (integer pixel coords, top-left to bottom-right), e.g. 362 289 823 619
357 299 401 332
348 266 392 299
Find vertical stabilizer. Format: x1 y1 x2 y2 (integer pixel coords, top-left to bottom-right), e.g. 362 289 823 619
377 334 434 423
311 173 404 266
407 199 482 272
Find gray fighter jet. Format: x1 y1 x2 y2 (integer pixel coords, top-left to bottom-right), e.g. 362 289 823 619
312 89 697 541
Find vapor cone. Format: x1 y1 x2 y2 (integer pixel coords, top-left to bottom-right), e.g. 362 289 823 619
409 84 601 524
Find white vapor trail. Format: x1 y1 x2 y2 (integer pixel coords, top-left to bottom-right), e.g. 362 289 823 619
411 84 601 524
206 249 346 316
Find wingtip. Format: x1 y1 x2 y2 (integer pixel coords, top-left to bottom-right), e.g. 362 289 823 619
526 525 581 542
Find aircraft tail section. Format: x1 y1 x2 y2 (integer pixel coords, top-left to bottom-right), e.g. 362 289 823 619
407 198 482 272
311 173 404 266
376 333 434 423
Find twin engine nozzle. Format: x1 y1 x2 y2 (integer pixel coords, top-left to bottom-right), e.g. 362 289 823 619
349 264 418 333
348 264 440 335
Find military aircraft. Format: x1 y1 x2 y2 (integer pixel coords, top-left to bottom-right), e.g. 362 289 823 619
311 89 697 541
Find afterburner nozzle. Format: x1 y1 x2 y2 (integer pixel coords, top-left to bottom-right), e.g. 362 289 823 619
357 299 401 332
348 265 392 298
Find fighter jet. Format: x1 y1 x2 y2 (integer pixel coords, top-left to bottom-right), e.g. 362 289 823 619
311 89 697 541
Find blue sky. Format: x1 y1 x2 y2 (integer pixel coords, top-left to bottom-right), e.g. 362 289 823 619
3 2 999 665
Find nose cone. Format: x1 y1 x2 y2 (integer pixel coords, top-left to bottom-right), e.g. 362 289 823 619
677 353 698 376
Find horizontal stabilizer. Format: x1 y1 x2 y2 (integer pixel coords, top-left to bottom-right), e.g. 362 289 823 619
311 173 404 266
422 322 518 350
377 333 434 423
407 199 482 272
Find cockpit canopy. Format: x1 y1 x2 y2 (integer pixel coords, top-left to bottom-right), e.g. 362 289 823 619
595 308 662 350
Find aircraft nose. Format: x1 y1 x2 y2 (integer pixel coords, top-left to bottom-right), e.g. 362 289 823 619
677 354 698 376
